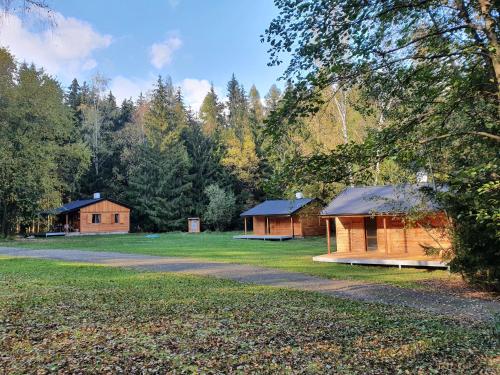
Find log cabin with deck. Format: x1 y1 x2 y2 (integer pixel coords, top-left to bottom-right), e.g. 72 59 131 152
315 185 451 268
46 193 131 235
234 197 325 240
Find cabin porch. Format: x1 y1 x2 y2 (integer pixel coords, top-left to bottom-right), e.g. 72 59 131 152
233 234 293 241
313 252 448 269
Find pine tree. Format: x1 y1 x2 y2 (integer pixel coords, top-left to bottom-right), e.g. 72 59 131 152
199 84 225 136
248 85 265 149
264 84 282 115
66 78 81 111
127 142 192 232
127 75 194 231
183 111 232 217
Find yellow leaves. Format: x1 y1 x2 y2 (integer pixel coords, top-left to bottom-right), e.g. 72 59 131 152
221 129 259 183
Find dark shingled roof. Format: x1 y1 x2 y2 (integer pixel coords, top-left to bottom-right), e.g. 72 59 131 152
321 185 441 216
46 198 131 215
240 198 314 217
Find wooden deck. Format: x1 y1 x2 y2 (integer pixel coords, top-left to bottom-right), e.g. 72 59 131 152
233 235 293 241
313 253 448 269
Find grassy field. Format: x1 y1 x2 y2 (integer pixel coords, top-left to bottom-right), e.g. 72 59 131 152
0 256 497 373
0 232 456 287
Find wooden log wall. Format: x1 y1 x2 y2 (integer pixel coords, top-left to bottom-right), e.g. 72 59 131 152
79 200 130 233
335 214 450 255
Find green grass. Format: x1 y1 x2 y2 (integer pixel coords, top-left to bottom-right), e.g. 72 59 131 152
0 232 455 287
0 257 497 373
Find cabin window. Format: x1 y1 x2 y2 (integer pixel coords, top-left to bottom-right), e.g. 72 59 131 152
92 214 101 224
365 217 378 251
114 213 120 224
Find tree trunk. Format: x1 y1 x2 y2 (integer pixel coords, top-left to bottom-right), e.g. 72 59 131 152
478 0 500 99
334 90 354 186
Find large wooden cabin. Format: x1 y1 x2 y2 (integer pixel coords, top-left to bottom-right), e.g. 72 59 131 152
318 185 450 265
51 194 131 234
239 198 325 239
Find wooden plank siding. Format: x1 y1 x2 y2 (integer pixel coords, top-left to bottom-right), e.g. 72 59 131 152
249 205 324 237
79 200 130 234
300 214 325 236
253 216 267 235
334 214 450 256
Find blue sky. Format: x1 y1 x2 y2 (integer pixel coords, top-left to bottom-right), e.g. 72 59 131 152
0 0 286 111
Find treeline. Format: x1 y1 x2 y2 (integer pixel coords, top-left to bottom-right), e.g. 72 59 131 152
0 47 409 235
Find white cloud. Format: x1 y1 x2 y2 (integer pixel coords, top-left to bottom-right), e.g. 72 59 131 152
110 76 215 113
0 12 112 80
110 76 154 103
150 36 182 69
179 78 212 113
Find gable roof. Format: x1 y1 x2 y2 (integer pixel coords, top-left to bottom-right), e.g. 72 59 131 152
321 185 441 216
240 198 314 217
49 198 131 215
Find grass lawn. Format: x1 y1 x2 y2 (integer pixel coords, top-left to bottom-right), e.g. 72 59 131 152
0 257 497 373
0 232 457 288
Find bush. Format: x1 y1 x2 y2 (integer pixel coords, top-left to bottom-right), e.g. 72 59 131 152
203 184 236 231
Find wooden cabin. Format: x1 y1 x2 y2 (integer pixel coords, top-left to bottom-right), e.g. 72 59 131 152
318 185 451 266
50 194 131 234
237 198 325 239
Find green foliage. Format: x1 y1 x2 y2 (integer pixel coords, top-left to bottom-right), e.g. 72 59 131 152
0 49 90 236
203 184 236 231
127 142 192 232
264 0 500 289
443 163 500 289
199 84 225 136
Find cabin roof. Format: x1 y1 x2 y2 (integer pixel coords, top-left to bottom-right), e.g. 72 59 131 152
240 198 314 217
47 198 131 215
321 185 442 216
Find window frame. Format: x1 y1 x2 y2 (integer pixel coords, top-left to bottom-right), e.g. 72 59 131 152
114 213 120 224
91 213 101 224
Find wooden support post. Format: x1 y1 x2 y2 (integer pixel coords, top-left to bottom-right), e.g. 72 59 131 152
290 216 294 238
266 217 269 235
244 217 247 235
326 218 331 255
403 226 408 253
383 217 388 254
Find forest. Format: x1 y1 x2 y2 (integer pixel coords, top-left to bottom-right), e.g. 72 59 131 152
1 0 499 289
0 48 398 235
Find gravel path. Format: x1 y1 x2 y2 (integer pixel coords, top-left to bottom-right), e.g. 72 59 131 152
1 246 498 322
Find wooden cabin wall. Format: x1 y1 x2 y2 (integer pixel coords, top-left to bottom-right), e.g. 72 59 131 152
268 216 299 236
335 217 366 253
300 214 325 236
252 216 266 235
335 214 450 255
79 200 130 233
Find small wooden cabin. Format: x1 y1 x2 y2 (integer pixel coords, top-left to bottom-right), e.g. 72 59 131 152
240 198 325 238
51 195 131 234
320 185 450 258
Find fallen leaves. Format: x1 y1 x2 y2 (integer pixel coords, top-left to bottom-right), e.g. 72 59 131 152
0 258 497 374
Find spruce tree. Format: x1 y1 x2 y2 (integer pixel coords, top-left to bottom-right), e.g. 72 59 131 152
127 76 194 231
199 84 225 136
